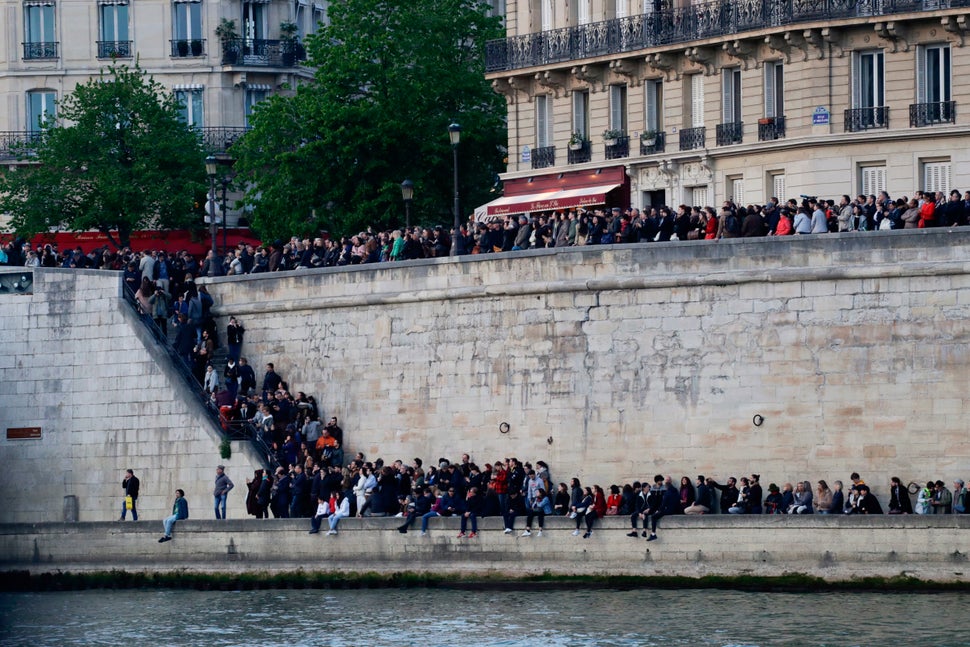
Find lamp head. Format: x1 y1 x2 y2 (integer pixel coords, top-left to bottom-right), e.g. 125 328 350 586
400 178 414 201
447 123 461 146
205 155 218 178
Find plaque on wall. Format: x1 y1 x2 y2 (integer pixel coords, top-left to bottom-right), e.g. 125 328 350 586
7 427 42 440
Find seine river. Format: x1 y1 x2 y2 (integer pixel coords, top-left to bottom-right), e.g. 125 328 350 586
1 588 968 646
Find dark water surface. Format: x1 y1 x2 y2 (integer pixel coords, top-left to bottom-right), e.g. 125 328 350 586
1 588 968 646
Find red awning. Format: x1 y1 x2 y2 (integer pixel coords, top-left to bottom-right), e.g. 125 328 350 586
480 183 621 218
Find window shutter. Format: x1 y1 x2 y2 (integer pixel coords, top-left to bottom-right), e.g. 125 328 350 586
772 174 786 201
722 71 733 122
646 80 659 131
691 75 704 127
610 85 626 131
691 186 709 207
536 96 548 147
764 63 776 118
916 46 927 104
924 162 951 194
851 52 861 109
616 0 627 18
861 166 887 196
541 0 553 30
573 91 587 137
731 178 744 204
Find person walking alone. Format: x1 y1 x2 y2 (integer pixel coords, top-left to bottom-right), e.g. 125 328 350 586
213 465 234 519
120 469 140 521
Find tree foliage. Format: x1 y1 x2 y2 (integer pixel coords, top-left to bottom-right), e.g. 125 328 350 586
232 0 506 241
0 64 206 249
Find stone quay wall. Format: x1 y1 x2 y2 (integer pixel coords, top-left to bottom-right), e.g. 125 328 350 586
203 229 970 503
3 516 970 583
0 268 264 523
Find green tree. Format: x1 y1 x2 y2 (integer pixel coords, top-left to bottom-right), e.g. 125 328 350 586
232 0 505 241
0 64 206 249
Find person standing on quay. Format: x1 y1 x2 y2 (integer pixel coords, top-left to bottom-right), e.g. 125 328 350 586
226 316 245 363
159 489 189 543
214 465 234 519
120 469 140 521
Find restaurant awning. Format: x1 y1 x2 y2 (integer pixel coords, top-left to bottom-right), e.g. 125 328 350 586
478 183 621 219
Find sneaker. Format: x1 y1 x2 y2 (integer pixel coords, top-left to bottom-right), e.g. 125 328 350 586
536 530 543 537
572 529 580 536
419 531 427 537
394 513 404 518
467 532 477 538
647 534 658 542
626 531 638 538
568 512 577 519
456 532 466 538
397 526 407 534
582 531 591 539
308 529 319 534
327 530 337 535
521 530 531 537
503 528 513 534
158 536 171 543
641 531 648 538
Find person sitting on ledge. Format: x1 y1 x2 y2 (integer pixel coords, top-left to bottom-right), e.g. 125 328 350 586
326 491 351 535
308 495 331 534
397 487 434 534
158 489 189 543
788 480 813 514
855 484 884 514
684 475 711 515
420 486 461 536
763 483 784 514
457 487 483 539
521 488 552 537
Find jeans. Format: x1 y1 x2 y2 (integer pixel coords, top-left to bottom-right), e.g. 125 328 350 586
420 511 440 532
163 514 179 537
329 513 347 531
310 513 327 532
460 513 478 533
525 509 545 529
214 493 227 519
228 343 241 363
121 499 138 521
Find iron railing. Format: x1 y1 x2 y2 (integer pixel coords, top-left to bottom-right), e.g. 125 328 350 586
199 126 250 153
758 116 786 140
120 283 274 469
909 101 956 127
97 40 133 59
1 128 250 159
639 131 666 155
845 106 889 131
0 131 41 160
716 121 744 145
221 38 307 67
532 145 556 169
567 139 591 164
679 126 706 151
485 0 955 72
170 39 206 58
23 41 58 60
605 135 631 160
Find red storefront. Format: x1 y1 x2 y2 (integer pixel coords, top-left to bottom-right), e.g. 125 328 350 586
4 228 263 256
477 166 629 220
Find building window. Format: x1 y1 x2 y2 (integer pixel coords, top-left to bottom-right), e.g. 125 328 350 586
912 44 953 126
172 0 203 57
572 90 588 138
848 50 887 130
764 61 783 118
615 0 628 18
295 2 306 40
645 78 662 133
242 1 266 42
245 87 269 126
540 0 553 31
770 172 786 202
175 88 204 128
722 67 741 124
98 1 130 59
860 165 886 197
24 2 57 60
311 3 327 31
923 160 951 195
728 176 744 205
27 90 56 133
535 95 552 148
690 74 704 128
691 186 709 208
609 84 627 133
576 0 590 24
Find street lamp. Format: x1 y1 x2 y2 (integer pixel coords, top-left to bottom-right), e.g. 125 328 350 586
205 155 218 277
400 178 414 230
448 122 461 257
220 175 231 258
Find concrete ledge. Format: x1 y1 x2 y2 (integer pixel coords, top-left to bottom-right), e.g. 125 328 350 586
3 517 969 582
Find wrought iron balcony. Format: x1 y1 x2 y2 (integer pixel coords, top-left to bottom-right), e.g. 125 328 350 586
532 145 556 169
758 116 786 141
716 121 744 146
199 127 250 154
679 126 706 151
909 101 956 127
221 38 307 67
97 40 133 59
639 131 666 155
0 131 41 160
23 42 58 60
170 39 206 58
844 106 889 132
485 0 948 72
567 139 591 164
605 135 630 160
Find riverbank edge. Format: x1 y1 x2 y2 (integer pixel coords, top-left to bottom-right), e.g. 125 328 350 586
3 569 969 593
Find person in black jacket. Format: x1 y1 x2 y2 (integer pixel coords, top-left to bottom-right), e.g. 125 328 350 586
289 464 308 518
856 484 884 514
888 476 913 514
711 477 740 515
121 469 140 521
255 470 272 519
271 467 291 518
457 487 482 538
397 487 435 534
646 476 680 542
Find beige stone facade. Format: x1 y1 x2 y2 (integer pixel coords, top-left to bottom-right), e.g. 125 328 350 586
486 0 970 209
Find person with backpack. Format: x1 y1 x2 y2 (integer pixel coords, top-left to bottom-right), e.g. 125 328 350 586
718 207 741 238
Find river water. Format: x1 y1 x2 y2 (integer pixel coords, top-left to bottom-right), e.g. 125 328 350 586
1 588 968 646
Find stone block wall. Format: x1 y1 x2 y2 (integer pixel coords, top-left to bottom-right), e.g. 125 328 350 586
203 230 970 503
0 268 264 523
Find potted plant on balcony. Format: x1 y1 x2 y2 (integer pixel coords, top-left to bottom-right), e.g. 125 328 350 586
280 20 298 66
603 129 623 147
640 130 658 147
190 39 204 57
216 18 240 64
176 40 190 57
568 132 585 151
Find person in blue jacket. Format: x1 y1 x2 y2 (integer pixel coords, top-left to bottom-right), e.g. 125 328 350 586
646 476 679 542
521 488 553 537
159 489 189 543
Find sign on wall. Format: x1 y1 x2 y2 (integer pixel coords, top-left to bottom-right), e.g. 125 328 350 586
7 427 42 440
812 106 830 125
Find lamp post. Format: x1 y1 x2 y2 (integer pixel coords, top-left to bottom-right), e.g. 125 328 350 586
205 155 218 277
400 178 414 230
448 122 461 257
220 175 231 258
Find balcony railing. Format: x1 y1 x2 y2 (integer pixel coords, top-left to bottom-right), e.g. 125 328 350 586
486 0 950 72
97 40 133 59
532 145 556 169
639 131 666 155
23 41 58 60
0 131 41 160
679 126 706 151
199 126 250 154
567 139 591 164
716 121 744 145
221 38 307 67
909 101 956 127
605 135 630 160
170 39 205 58
758 116 786 141
844 106 889 132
